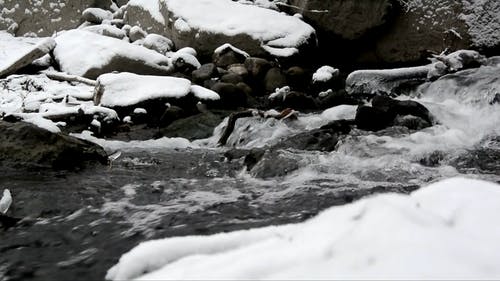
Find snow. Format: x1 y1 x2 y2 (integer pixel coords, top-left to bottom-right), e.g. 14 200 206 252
190 85 220 101
72 130 194 152
164 0 315 57
214 43 250 58
53 30 173 78
312 66 339 83
171 51 201 69
128 0 166 25
96 73 192 107
22 114 61 133
107 177 500 280
0 189 12 214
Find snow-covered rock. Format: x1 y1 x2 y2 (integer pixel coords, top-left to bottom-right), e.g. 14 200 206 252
124 0 316 58
0 33 56 78
0 0 113 36
53 30 174 79
107 177 500 280
94 72 219 108
346 50 487 95
143 34 175 55
82 8 113 24
81 25 127 40
312 66 339 83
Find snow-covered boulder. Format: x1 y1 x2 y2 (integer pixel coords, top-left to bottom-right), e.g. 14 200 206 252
143 34 175 55
107 177 500 280
346 50 487 95
82 8 113 24
94 72 219 108
0 0 113 36
124 0 316 58
0 33 56 78
53 30 174 79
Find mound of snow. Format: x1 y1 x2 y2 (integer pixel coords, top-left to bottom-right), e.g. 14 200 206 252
53 30 174 79
312 66 339 83
107 177 500 280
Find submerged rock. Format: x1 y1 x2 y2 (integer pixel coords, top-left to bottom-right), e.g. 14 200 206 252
0 121 107 169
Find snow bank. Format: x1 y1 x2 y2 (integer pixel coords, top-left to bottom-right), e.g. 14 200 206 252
107 177 500 280
53 30 173 79
164 0 315 57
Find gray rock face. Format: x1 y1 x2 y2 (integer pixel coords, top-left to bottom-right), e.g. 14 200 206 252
286 0 500 64
0 121 108 169
0 0 113 36
287 0 392 41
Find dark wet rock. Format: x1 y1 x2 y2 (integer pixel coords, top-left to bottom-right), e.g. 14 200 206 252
393 115 431 131
0 38 56 78
264 67 288 93
160 111 227 140
285 66 309 90
82 8 113 24
0 121 107 169
211 82 248 108
220 73 245 85
451 137 500 175
249 150 300 179
372 96 434 124
245 57 272 80
159 105 186 128
355 105 395 131
356 96 433 131
274 91 317 111
192 63 218 84
419 151 446 167
274 120 353 152
213 48 247 69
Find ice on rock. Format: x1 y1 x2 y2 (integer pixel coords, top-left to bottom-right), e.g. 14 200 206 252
107 177 500 280
0 189 12 214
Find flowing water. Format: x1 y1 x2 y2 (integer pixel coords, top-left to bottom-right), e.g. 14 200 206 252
1 66 499 281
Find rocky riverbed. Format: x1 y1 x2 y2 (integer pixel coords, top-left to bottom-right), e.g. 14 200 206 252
1 0 500 280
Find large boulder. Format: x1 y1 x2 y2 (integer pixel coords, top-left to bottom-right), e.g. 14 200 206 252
286 0 392 41
0 121 108 169
285 0 500 65
0 0 113 36
0 35 56 78
53 30 174 79
124 0 316 59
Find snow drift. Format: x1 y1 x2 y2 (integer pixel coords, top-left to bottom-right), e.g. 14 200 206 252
107 177 500 280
